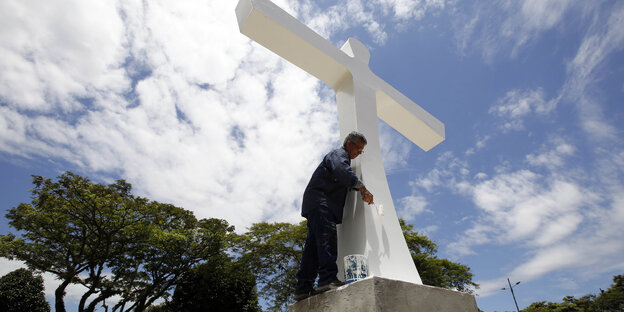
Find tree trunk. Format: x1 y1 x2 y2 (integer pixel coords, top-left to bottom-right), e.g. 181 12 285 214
55 279 72 312
79 287 97 312
86 292 107 312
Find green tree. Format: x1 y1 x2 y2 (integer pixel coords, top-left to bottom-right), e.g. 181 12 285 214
520 295 598 312
0 172 144 312
594 274 624 311
567 295 599 312
168 255 260 312
105 210 233 312
0 268 50 312
0 172 240 312
520 274 624 312
522 301 570 312
521 299 587 312
231 221 306 312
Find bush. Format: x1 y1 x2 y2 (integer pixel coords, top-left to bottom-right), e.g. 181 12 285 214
0 268 50 312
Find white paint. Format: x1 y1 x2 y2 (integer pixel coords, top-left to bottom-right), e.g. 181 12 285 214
235 0 445 285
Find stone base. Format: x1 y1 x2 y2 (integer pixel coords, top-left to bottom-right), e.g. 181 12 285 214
289 277 479 312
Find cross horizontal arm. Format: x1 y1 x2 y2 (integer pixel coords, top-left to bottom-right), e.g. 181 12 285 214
236 0 352 89
236 0 445 151
375 79 445 152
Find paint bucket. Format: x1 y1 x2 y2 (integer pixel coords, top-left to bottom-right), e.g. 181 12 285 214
344 254 368 284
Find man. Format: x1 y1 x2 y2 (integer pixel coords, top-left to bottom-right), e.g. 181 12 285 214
294 131 374 301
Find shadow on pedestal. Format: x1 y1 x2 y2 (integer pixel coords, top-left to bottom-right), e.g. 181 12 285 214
289 277 479 312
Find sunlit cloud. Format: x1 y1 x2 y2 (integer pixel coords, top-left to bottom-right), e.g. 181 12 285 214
525 136 575 170
397 194 430 220
411 28 624 292
452 0 576 62
0 0 449 231
561 4 624 143
489 88 555 132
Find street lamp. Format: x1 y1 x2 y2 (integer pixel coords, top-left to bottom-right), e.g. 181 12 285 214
500 277 521 312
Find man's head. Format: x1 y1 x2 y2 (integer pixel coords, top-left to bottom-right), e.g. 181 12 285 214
343 131 367 159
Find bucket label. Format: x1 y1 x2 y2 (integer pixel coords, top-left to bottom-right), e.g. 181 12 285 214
344 254 368 284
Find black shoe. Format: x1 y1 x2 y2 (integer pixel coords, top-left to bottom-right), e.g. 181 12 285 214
316 280 345 293
294 291 311 301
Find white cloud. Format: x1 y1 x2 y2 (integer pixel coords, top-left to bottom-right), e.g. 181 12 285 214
489 88 555 132
0 0 128 112
379 121 412 172
508 192 624 280
397 195 429 220
452 0 575 61
474 172 487 180
520 0 571 31
1 0 453 232
453 12 479 57
447 223 493 256
408 131 623 291
0 0 345 230
419 144 624 297
465 135 490 156
558 277 580 290
416 224 439 237
526 136 575 170
453 171 588 252
561 4 624 142
460 2 623 142
470 184 624 297
508 0 572 56
376 0 445 21
411 151 470 193
293 0 450 47
299 0 389 45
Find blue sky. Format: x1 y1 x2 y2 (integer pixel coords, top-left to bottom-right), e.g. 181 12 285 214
1 0 623 311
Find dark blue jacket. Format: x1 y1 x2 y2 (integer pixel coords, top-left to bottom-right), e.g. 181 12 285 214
302 147 362 224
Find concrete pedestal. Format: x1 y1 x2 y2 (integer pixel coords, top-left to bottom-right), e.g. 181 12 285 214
289 277 479 312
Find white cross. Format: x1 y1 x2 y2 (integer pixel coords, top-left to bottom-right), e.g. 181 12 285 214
236 0 445 285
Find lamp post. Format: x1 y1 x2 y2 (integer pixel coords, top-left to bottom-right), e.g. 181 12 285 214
500 277 521 312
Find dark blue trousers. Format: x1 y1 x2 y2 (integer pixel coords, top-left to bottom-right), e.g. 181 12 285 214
294 210 338 293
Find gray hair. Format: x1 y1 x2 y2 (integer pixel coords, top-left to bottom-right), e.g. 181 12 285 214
343 131 367 148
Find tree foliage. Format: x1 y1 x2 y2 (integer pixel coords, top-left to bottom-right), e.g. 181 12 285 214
0 268 50 312
231 221 307 312
167 255 261 312
594 274 624 311
0 172 238 312
105 214 234 312
521 274 624 312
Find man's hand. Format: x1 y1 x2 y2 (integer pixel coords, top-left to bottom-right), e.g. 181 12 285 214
359 187 374 205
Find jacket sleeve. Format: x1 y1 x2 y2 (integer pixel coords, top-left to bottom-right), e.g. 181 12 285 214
324 149 364 189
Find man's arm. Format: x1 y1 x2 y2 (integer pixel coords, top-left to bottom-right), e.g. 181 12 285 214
359 186 374 204
325 149 374 204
